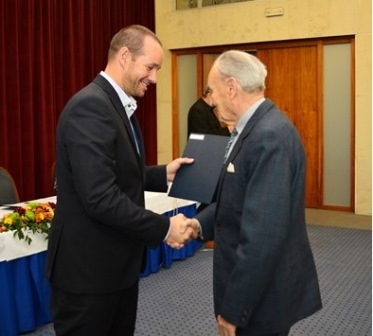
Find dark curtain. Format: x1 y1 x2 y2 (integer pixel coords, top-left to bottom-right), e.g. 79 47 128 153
0 0 157 201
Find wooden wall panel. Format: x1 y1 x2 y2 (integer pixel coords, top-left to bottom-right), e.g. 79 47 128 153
257 46 320 207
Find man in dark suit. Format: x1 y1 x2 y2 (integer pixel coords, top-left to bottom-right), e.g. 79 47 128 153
46 25 196 336
187 88 232 137
190 51 322 335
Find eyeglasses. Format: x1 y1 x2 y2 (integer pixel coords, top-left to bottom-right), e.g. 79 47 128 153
203 87 212 96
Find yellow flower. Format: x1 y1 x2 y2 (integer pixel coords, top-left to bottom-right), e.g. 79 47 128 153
35 213 45 222
3 216 13 225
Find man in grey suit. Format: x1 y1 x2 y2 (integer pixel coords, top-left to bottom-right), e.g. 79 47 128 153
191 51 322 335
46 25 195 335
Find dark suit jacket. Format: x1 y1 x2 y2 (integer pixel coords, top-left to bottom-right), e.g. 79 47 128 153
187 98 231 137
46 74 170 294
196 99 322 334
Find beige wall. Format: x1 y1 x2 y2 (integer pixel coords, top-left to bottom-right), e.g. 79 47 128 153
154 0 372 215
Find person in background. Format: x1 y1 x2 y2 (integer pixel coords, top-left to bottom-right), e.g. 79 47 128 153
187 87 233 137
190 50 322 336
46 25 196 336
187 88 234 218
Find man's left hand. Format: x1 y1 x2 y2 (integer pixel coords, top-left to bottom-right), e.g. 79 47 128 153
166 157 194 182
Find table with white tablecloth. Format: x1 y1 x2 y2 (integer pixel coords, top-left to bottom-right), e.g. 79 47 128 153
0 192 201 336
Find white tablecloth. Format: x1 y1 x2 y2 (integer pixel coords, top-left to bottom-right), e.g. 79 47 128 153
0 193 195 262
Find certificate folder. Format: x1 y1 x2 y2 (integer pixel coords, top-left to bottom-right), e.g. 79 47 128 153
168 133 229 204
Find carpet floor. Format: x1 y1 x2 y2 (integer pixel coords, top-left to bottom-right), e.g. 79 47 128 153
23 224 371 336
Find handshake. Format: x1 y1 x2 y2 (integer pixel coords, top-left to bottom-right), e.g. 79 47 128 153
166 214 201 249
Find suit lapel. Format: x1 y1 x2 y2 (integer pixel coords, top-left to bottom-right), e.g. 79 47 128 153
229 99 274 162
215 99 275 203
93 74 144 165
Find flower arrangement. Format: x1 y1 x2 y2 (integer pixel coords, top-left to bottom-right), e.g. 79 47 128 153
0 202 56 244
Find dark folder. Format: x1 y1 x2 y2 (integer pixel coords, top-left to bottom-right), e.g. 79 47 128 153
168 133 229 204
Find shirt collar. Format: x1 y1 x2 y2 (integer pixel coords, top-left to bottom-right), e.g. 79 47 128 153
235 97 265 135
100 71 137 118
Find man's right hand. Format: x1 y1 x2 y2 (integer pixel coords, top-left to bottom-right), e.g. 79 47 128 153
166 214 199 249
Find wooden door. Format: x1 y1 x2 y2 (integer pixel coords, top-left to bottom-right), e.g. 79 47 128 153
257 46 320 207
202 54 220 89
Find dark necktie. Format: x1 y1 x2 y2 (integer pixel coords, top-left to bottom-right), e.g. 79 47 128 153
223 128 238 163
130 115 141 155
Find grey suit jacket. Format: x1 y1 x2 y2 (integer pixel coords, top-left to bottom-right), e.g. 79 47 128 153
197 99 322 334
46 74 169 294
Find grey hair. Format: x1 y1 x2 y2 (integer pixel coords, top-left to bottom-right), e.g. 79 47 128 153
108 25 162 60
215 50 267 92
